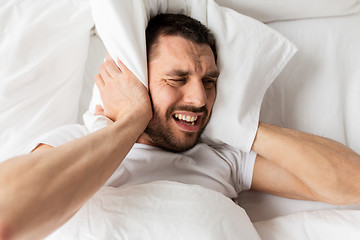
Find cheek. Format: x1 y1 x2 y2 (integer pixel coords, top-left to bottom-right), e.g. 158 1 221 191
207 89 216 107
150 85 180 112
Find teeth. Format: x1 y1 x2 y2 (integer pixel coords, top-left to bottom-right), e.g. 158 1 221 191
174 113 198 123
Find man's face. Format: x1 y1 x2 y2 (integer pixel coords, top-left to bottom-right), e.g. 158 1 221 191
143 35 219 152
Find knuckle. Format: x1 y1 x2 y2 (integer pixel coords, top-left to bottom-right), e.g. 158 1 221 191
98 64 105 73
104 59 113 68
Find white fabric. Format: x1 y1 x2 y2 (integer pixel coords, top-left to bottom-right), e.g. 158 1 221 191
215 0 360 23
30 124 89 151
77 31 107 123
237 190 360 222
0 0 94 161
254 209 360 240
236 13 360 223
34 124 257 199
46 181 261 240
263 12 360 154
1 1 359 238
87 0 297 152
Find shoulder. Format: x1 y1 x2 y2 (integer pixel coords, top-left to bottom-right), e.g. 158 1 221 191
199 136 239 152
30 124 89 151
198 136 257 162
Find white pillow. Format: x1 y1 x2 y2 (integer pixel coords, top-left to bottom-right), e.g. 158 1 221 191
88 0 296 152
254 210 360 240
262 13 360 154
215 0 360 23
46 181 261 240
0 0 94 161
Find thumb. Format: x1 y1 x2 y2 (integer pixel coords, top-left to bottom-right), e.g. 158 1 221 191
94 105 105 116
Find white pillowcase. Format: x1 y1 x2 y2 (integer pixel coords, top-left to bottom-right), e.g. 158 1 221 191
0 0 94 161
263 13 360 154
215 0 360 22
88 0 297 152
46 181 261 240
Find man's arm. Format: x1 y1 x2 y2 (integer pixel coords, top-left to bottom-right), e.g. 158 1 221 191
251 122 360 205
0 57 152 240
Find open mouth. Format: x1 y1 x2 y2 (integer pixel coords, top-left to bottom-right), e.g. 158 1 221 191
172 112 202 132
173 113 198 125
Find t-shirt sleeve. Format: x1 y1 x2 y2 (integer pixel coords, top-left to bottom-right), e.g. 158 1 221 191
237 150 257 192
200 137 257 194
28 124 89 152
223 146 257 193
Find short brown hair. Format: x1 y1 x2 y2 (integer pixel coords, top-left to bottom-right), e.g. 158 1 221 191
146 13 217 63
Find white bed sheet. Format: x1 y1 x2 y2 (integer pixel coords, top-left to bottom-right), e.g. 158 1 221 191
255 209 360 240
1 0 360 238
0 0 93 161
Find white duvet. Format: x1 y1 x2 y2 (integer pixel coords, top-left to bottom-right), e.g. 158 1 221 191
46 181 261 240
46 181 360 240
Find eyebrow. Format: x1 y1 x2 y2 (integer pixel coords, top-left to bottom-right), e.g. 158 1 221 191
204 70 220 79
165 69 189 77
165 69 220 78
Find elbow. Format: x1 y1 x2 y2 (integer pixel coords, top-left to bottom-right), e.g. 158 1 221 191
322 196 360 206
318 156 360 205
315 178 360 205
0 220 12 240
328 190 360 206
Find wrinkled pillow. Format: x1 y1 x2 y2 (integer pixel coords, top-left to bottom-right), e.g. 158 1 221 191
0 0 93 161
215 0 360 22
87 0 296 152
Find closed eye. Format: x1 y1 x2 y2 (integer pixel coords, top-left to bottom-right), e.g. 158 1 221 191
166 78 187 87
202 78 217 89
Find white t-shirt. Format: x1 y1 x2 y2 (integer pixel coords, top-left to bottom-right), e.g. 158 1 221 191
35 124 256 199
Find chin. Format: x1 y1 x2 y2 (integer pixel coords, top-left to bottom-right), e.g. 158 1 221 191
162 134 199 152
146 128 200 153
144 109 206 152
162 141 197 153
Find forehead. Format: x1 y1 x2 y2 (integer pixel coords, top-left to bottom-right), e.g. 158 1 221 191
149 35 217 73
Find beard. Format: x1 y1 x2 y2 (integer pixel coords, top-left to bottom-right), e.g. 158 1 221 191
144 104 210 153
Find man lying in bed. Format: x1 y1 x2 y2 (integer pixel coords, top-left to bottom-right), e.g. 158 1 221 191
0 13 359 240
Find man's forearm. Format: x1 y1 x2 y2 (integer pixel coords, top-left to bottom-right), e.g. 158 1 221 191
0 110 151 240
252 122 360 204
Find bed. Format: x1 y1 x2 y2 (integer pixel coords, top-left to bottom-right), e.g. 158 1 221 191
1 0 360 239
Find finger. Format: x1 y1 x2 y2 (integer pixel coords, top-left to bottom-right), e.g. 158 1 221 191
98 63 110 78
94 73 105 88
95 104 105 116
105 53 112 61
104 56 121 77
116 58 130 73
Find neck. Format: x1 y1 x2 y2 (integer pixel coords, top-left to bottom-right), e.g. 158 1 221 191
136 132 156 146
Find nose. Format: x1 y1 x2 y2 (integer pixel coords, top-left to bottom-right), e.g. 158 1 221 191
183 78 207 107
